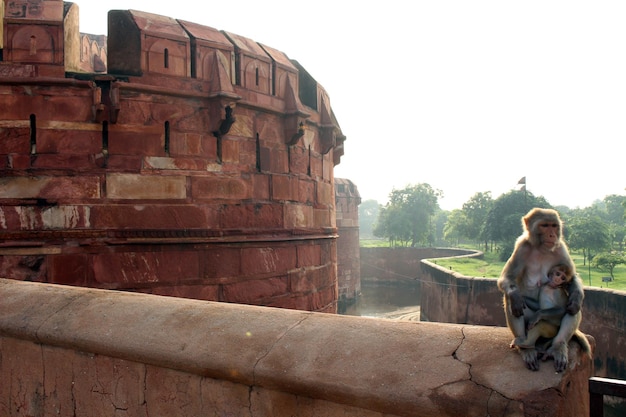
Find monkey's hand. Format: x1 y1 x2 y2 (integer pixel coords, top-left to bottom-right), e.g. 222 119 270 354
527 313 540 329
566 299 581 315
508 289 525 317
546 342 569 373
520 348 540 371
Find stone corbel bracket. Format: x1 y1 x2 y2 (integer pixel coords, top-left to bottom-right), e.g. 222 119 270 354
319 97 339 155
208 50 242 138
211 103 237 138
283 75 311 146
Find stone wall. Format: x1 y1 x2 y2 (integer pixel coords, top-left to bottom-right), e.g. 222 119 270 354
0 279 594 417
335 178 361 303
419 253 626 381
0 1 344 312
360 247 477 283
361 248 626 382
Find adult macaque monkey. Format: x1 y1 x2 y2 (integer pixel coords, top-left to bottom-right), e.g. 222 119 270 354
498 208 585 372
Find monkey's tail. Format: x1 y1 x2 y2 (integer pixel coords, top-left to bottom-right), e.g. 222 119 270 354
572 330 592 358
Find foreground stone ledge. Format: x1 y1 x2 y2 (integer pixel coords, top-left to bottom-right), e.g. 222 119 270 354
0 279 592 417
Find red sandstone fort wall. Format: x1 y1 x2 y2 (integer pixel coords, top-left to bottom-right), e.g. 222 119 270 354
335 178 361 303
0 1 345 312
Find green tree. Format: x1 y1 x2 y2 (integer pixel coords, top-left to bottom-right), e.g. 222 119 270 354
461 191 493 250
600 195 626 251
483 190 550 260
443 209 468 246
567 213 611 265
374 183 441 247
358 199 381 239
433 210 450 246
592 252 626 279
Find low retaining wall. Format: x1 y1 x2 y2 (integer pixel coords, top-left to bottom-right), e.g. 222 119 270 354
420 258 626 381
1 279 592 417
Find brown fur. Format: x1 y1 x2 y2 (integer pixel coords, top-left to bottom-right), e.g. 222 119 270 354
497 208 588 371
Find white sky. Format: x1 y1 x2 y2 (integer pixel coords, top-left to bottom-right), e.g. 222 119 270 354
73 1 626 211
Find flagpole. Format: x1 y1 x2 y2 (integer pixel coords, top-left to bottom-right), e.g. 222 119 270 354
517 176 527 208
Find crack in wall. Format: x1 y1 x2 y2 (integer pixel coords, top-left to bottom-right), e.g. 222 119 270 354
250 314 311 386
244 315 310 417
33 294 83 344
450 326 516 413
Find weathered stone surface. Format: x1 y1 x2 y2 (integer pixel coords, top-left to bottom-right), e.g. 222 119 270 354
0 280 594 417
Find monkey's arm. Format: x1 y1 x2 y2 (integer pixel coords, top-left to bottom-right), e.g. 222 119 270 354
497 242 529 317
523 296 540 312
565 274 584 315
527 307 566 328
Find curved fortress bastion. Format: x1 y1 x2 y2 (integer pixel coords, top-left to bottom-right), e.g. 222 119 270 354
0 1 346 312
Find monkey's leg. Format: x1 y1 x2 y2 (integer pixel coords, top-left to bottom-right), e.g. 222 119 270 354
505 306 539 371
549 312 582 372
514 322 557 349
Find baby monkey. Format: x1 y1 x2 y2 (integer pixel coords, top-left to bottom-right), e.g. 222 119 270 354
512 264 591 356
512 264 572 349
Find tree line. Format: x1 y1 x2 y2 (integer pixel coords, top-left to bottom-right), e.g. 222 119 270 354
359 184 626 278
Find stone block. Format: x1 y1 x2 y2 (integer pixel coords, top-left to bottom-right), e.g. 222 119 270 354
270 148 288 173
31 154 95 170
314 207 333 228
219 203 283 229
202 247 242 279
106 174 186 200
143 156 209 171
250 173 270 200
49 254 91 286
222 276 289 304
108 130 163 156
8 154 31 169
191 176 249 201
240 246 296 276
299 178 315 204
91 204 217 229
0 127 30 154
284 203 313 229
296 244 322 268
170 132 214 158
0 176 101 199
272 174 298 201
288 145 309 175
105 155 143 171
36 129 101 154
290 264 332 294
316 181 333 205
221 138 239 163
0 254 48 282
310 153 323 178
92 250 200 286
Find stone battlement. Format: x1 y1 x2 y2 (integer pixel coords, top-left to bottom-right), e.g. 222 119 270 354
0 1 345 312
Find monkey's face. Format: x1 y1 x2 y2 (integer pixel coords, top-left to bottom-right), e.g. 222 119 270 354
532 215 561 248
547 268 568 288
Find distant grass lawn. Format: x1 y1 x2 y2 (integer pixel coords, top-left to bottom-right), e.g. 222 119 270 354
360 240 626 292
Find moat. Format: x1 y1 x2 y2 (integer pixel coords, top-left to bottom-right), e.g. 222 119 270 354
338 281 420 321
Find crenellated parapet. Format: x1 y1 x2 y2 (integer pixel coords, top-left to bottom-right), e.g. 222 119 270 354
0 0 346 313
